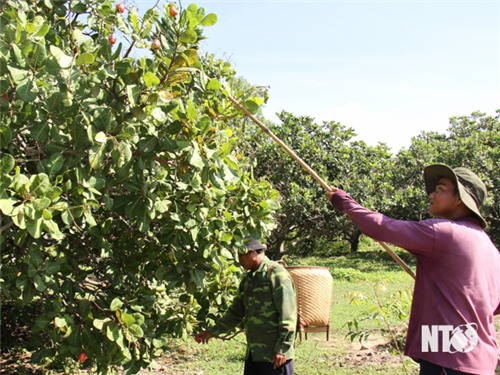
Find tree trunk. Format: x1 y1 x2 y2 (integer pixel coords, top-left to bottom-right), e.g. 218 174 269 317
349 229 361 252
270 237 286 260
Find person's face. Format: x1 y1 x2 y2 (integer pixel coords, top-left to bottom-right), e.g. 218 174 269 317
428 177 461 219
238 250 257 271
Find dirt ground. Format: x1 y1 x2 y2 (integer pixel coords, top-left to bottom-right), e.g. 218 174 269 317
0 334 409 374
2 317 499 374
135 334 410 374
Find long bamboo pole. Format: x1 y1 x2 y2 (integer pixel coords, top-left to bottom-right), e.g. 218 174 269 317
227 94 416 280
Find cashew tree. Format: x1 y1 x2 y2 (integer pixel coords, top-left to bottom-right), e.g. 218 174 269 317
0 1 278 373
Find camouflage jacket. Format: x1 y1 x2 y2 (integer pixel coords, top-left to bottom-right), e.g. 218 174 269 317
209 256 297 362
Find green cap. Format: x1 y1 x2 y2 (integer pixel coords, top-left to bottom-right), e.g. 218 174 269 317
423 164 488 228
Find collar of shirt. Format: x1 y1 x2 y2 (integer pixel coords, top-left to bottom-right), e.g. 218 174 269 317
248 255 271 276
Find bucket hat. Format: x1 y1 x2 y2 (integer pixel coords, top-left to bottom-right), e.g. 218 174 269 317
241 235 267 253
423 164 487 228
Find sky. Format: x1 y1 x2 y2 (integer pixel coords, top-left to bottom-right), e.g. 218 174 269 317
136 0 500 151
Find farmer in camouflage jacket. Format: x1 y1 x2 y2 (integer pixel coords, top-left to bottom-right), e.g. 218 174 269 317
195 236 297 375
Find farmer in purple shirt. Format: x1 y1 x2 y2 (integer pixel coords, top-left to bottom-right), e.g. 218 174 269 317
327 164 500 375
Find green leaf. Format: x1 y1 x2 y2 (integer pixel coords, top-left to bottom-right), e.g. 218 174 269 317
54 316 67 328
0 155 15 175
132 313 144 325
76 52 95 66
45 92 64 112
30 174 50 195
189 268 205 288
43 262 60 275
155 199 170 213
30 121 50 143
121 313 135 327
106 322 121 342
94 131 107 144
26 217 43 238
49 45 73 69
197 116 212 135
221 232 233 243
186 99 197 121
22 282 35 304
67 325 81 347
188 149 205 169
81 205 96 224
26 16 46 35
110 298 124 311
137 136 157 153
12 44 27 68
93 318 112 330
179 30 198 44
33 197 51 211
128 324 144 338
71 2 87 14
33 274 46 292
43 220 64 240
126 85 141 106
33 316 51 332
25 24 37 35
128 7 140 33
7 66 29 85
12 206 26 229
200 13 217 26
16 80 38 102
78 300 90 318
143 71 160 87
42 153 64 175
187 3 198 12
3 24 18 44
125 196 143 218
131 107 146 120
206 78 222 91
220 248 233 259
152 338 163 348
31 43 47 68
89 143 106 170
36 24 50 37
0 79 8 94
0 121 12 149
244 98 262 115
0 198 17 215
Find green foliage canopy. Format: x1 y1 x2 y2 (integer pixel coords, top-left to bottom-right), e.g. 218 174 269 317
245 110 500 256
243 111 395 256
0 1 278 373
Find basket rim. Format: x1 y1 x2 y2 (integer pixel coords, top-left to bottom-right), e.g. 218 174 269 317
285 266 330 270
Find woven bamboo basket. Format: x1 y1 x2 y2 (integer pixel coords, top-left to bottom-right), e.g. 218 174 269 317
286 266 333 341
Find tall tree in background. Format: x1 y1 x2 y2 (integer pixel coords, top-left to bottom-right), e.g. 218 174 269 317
390 111 500 246
242 111 396 256
245 109 500 256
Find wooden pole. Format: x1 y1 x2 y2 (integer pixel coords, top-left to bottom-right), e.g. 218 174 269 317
227 94 416 280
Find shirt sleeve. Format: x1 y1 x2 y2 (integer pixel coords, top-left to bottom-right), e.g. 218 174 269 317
270 266 297 355
330 189 436 256
209 281 245 337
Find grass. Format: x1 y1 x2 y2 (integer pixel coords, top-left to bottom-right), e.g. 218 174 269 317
151 243 500 374
149 243 422 374
4 242 499 374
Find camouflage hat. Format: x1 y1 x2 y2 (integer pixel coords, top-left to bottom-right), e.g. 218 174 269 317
423 164 488 228
241 235 267 253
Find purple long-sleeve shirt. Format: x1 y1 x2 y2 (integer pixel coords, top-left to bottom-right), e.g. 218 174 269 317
331 189 500 374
